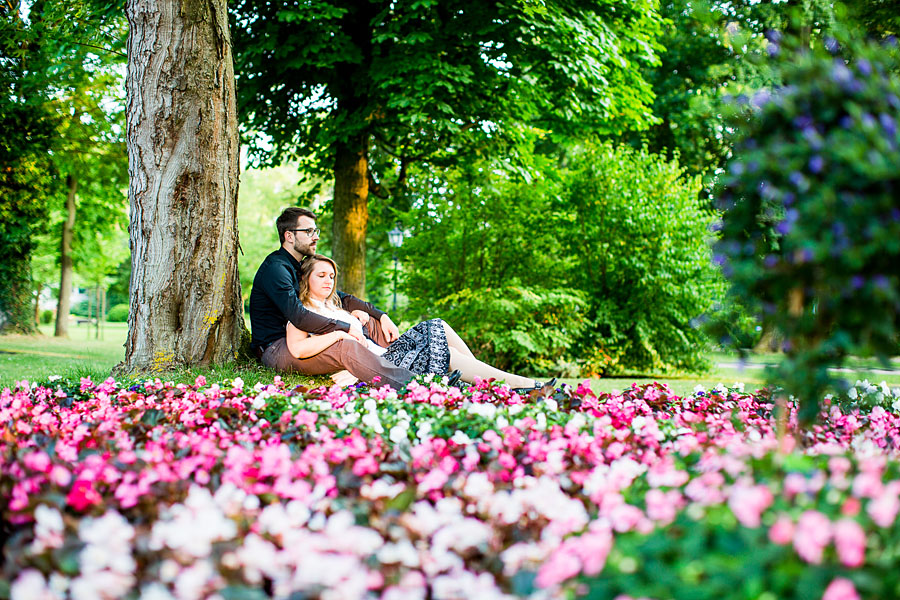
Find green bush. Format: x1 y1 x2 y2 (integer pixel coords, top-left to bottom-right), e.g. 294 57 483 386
106 303 129 322
400 143 722 375
557 142 722 374
715 34 900 420
435 286 586 375
39 309 53 325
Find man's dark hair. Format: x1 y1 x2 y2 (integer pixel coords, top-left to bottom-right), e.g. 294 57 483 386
277 207 316 244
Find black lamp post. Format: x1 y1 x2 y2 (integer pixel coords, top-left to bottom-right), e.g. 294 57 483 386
387 224 404 312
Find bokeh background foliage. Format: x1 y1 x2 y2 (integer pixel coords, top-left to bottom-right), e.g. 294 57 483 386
715 31 900 419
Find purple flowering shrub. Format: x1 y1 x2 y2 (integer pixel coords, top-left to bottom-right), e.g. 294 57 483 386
714 35 900 420
3 375 900 599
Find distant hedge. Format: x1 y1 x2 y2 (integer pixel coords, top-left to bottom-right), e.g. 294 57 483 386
106 303 129 323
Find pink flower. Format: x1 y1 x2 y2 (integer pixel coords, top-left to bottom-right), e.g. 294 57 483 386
295 410 318 429
497 452 517 470
793 510 832 564
867 489 899 527
769 514 794 545
23 451 51 473
728 483 773 528
822 578 860 600
417 468 448 494
833 519 866 567
609 503 645 533
535 547 582 588
645 489 682 525
353 455 379 477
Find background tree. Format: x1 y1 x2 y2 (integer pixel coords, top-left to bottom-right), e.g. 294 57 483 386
46 8 127 337
231 0 663 297
123 0 243 371
614 0 839 190
0 1 59 333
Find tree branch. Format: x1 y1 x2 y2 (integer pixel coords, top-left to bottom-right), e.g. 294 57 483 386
41 35 126 58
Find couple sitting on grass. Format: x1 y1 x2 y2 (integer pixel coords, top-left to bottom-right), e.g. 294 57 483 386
249 207 555 392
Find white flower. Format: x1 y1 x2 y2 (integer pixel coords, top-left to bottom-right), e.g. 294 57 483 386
544 398 559 412
232 377 244 389
234 533 283 584
451 430 470 445
496 416 509 429
469 403 497 419
848 387 859 400
364 398 377 412
390 425 409 443
174 559 215 600
361 410 384 433
139 583 176 600
569 413 586 431
31 505 64 552
149 487 237 558
416 421 432 440
378 540 421 567
632 416 646 433
251 396 266 410
48 375 62 382
693 384 706 394
11 570 58 600
361 479 407 500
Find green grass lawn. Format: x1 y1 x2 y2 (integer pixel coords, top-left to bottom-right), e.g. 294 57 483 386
2 325 898 396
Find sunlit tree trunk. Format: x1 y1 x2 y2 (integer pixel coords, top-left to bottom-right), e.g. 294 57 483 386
332 135 369 298
122 0 243 372
55 173 77 338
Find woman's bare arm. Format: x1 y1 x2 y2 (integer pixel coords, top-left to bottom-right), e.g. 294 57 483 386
285 322 357 358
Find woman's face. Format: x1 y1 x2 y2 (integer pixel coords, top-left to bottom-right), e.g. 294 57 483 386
307 260 335 300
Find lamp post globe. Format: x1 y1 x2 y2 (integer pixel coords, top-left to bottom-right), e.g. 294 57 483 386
387 225 405 311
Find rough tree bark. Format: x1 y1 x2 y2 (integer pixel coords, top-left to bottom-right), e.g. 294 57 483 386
332 135 370 298
122 0 243 372
54 173 77 338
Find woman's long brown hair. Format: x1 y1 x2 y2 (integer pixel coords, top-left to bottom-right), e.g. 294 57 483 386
297 255 342 310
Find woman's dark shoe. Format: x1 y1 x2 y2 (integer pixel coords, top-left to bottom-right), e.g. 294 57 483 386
512 378 557 395
446 369 462 388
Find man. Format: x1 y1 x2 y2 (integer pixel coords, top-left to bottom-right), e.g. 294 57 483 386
249 207 417 388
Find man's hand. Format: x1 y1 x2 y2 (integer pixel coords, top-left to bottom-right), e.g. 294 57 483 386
350 310 370 325
380 313 400 343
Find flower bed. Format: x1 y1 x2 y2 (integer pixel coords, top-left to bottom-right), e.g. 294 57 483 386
2 375 900 599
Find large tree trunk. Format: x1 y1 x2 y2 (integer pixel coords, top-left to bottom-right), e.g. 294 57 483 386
122 0 242 372
55 173 77 338
332 135 369 298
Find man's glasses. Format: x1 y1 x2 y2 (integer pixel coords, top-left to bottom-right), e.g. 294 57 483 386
289 227 320 238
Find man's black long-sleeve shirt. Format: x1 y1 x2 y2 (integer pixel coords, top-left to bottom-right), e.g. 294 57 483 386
249 248 386 352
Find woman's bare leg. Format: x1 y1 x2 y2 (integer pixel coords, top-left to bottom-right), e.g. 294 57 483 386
449 347 536 388
441 320 476 358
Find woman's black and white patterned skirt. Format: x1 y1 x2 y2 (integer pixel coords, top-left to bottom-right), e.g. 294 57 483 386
382 318 451 376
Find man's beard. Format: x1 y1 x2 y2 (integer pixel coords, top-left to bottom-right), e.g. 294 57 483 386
294 238 316 257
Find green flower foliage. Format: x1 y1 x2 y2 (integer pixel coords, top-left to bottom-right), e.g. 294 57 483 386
715 34 900 421
559 142 722 374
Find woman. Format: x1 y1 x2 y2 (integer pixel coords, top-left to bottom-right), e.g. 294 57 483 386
285 255 552 391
